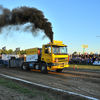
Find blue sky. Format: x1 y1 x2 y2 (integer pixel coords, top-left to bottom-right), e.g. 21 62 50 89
0 0 100 54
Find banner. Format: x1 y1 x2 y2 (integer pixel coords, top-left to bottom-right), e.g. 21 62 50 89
82 45 88 48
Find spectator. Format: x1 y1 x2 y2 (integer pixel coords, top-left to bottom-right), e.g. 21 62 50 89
68 53 100 65
93 55 96 63
86 57 90 65
98 56 100 61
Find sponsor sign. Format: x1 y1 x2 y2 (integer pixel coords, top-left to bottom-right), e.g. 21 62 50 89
82 45 88 48
26 54 38 62
53 40 63 45
26 48 38 55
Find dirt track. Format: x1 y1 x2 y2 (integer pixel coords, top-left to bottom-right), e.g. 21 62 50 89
0 67 100 100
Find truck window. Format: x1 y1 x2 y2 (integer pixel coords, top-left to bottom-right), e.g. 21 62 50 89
52 46 68 55
45 46 51 54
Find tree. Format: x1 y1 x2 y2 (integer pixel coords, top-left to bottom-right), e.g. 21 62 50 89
1 50 9 54
8 49 13 54
16 51 20 54
20 50 26 55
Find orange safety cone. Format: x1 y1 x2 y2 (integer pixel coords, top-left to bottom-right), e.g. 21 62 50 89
73 65 75 69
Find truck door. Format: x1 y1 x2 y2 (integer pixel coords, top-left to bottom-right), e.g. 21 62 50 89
43 45 52 63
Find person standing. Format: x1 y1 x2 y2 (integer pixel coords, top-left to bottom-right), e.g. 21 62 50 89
93 55 96 63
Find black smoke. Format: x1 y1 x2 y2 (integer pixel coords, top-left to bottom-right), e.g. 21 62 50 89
0 5 53 43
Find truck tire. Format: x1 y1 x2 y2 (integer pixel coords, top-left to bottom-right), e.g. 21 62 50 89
35 64 40 70
40 63 48 74
22 63 30 71
56 69 63 73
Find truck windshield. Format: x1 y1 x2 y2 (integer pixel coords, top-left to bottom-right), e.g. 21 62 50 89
52 46 68 55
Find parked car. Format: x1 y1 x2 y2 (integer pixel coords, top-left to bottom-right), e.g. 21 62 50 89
93 61 100 65
0 60 8 67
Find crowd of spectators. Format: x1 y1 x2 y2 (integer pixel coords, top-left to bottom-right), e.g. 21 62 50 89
69 53 100 65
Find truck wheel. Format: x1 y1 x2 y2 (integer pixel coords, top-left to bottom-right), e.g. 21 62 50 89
22 63 30 71
35 64 39 70
56 69 63 73
40 63 48 74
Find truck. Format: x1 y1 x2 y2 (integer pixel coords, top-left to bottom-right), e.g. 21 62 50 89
21 40 69 73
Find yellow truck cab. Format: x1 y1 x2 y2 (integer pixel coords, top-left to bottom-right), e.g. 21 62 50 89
22 40 69 74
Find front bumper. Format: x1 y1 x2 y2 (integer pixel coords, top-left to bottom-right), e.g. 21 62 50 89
47 62 69 70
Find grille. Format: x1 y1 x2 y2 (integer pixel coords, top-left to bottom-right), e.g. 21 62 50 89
55 58 68 62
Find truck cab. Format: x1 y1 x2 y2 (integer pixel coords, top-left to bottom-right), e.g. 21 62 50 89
40 40 69 73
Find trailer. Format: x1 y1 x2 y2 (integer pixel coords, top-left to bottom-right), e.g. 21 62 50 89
22 40 69 73
2 54 19 61
22 48 41 70
1 54 24 68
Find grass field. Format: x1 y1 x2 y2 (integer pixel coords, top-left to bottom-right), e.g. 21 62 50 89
68 64 100 71
0 77 55 100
